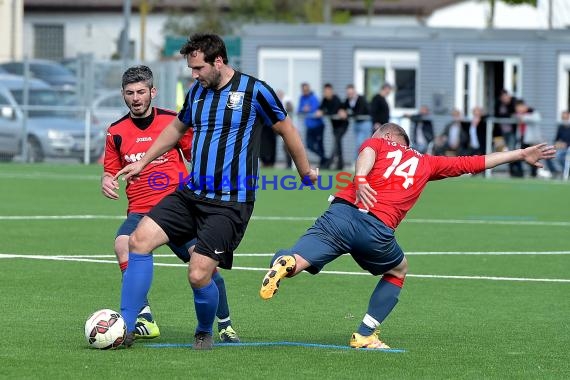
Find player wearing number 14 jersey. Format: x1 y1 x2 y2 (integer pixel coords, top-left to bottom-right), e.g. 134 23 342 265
259 122 555 349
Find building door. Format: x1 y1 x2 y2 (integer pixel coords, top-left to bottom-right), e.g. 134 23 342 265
455 56 521 116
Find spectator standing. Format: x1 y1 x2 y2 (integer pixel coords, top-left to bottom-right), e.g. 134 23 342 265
344 84 372 160
464 106 488 156
494 89 520 177
299 82 328 168
409 105 434 154
277 90 295 169
546 110 570 177
317 83 348 170
515 99 542 178
370 83 392 132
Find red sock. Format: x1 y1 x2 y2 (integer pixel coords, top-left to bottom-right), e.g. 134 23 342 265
382 273 405 288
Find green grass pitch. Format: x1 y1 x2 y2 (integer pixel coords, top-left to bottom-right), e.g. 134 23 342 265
0 164 568 379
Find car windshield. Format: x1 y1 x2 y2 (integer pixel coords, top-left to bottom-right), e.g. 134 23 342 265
32 64 74 77
10 89 79 117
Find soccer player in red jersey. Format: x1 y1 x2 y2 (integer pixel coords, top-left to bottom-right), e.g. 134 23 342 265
101 65 239 343
260 122 555 349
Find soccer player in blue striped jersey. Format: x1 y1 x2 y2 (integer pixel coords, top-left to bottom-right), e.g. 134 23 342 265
114 33 318 349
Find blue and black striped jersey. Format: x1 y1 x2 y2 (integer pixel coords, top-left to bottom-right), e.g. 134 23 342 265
178 71 287 203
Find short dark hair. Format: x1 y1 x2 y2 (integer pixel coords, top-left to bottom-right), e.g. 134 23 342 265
379 122 410 147
323 83 333 89
179 33 228 65
121 65 153 89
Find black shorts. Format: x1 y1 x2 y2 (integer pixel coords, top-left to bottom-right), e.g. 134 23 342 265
147 187 254 269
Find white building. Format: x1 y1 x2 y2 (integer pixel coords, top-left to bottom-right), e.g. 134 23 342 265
0 0 24 62
11 0 570 62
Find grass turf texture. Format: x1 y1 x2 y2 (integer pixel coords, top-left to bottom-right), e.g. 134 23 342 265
0 164 569 379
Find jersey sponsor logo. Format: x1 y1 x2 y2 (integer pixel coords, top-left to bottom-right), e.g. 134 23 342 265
124 152 145 162
136 137 153 143
226 91 244 110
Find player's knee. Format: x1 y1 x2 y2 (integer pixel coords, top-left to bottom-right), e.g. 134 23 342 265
114 235 129 261
128 230 151 253
387 256 408 278
188 266 213 288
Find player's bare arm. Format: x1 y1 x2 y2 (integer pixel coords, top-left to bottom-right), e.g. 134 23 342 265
354 146 378 210
273 116 318 184
115 118 189 182
101 171 120 200
484 143 555 169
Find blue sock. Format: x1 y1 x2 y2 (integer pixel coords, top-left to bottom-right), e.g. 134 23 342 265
357 275 404 336
120 253 153 333
120 263 150 312
212 271 231 330
193 280 219 336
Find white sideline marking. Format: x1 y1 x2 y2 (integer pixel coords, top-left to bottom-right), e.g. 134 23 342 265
1 253 569 284
9 251 570 259
0 215 570 227
1 214 570 227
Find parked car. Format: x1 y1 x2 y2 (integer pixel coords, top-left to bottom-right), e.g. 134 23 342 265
91 90 128 128
0 59 77 91
0 74 105 162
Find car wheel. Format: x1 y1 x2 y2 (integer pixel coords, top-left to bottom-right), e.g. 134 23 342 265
26 136 45 163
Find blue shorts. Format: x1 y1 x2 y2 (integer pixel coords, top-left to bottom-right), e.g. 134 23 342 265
116 213 195 263
289 202 404 276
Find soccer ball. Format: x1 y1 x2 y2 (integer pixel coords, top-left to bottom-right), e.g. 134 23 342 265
84 309 126 349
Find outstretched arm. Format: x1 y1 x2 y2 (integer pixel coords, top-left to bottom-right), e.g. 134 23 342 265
485 143 555 169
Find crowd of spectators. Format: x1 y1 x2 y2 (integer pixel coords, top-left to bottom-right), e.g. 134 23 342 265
259 85 568 179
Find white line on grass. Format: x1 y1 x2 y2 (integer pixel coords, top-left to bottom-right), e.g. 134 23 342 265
1 253 569 284
52 251 570 258
1 214 570 227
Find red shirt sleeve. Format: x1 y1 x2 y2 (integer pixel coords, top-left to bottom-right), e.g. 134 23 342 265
178 129 194 162
103 131 123 176
426 155 486 181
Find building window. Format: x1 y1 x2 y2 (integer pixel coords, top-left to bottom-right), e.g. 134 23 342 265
33 24 64 60
354 50 419 116
258 48 322 110
394 68 416 109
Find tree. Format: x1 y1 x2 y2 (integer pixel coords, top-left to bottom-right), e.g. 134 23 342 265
485 0 537 28
162 0 231 38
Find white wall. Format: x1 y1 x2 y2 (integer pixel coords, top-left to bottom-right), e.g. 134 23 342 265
0 0 23 62
428 0 570 29
24 12 173 60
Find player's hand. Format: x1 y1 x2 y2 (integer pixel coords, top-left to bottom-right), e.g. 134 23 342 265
300 168 319 185
354 176 377 210
114 161 144 184
101 175 119 200
522 143 556 167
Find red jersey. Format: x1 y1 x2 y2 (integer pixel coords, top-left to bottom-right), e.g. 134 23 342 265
104 107 193 214
335 138 485 229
